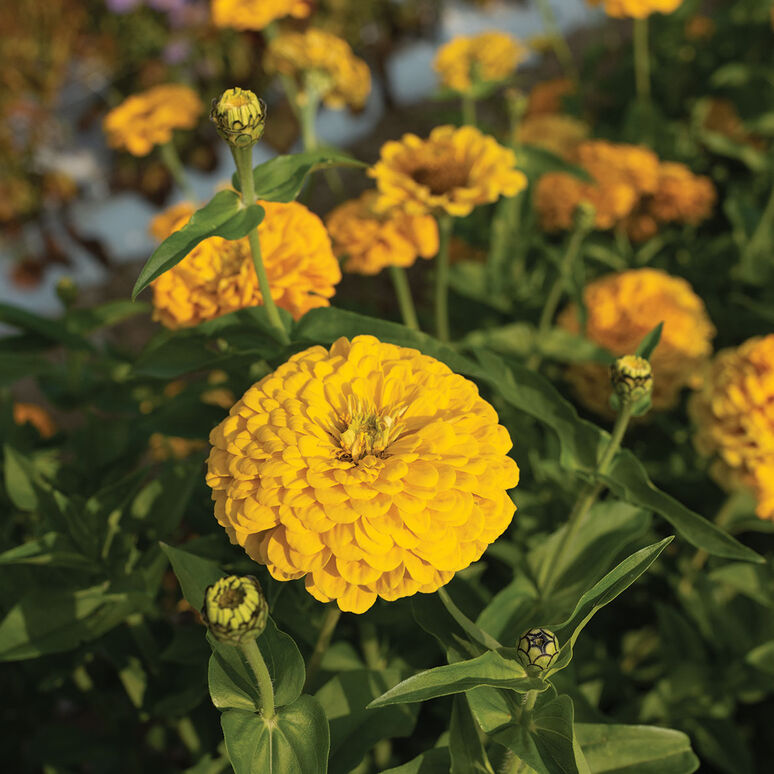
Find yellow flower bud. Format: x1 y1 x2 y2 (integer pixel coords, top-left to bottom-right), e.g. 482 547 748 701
610 355 653 405
210 88 266 148
202 575 269 645
517 628 559 670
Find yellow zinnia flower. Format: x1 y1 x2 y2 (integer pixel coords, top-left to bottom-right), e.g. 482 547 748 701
13 402 55 438
103 84 203 157
206 335 519 613
149 200 341 328
264 28 371 111
433 31 526 94
690 336 774 520
369 125 527 218
211 0 311 31
326 191 439 275
558 269 715 414
587 0 683 19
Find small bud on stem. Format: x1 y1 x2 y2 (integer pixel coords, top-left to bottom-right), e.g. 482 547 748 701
202 575 268 645
517 628 559 671
210 88 267 148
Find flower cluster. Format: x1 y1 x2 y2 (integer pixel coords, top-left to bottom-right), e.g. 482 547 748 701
326 191 439 275
690 336 774 520
211 0 311 30
103 84 203 157
369 125 527 218
558 269 715 413
206 335 519 613
587 0 683 19
149 200 341 328
433 31 526 94
264 29 371 111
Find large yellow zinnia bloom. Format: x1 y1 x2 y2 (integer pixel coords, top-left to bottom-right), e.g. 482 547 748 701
326 191 439 275
558 269 715 414
433 31 526 94
211 0 311 30
587 0 683 18
369 126 527 218
103 84 203 157
206 335 519 613
149 200 341 328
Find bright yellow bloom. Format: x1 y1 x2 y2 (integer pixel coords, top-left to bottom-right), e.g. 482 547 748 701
326 191 439 275
149 200 341 328
13 402 55 438
369 125 527 218
558 269 715 413
103 84 203 157
587 0 683 19
433 32 526 94
690 336 774 520
525 78 575 117
516 114 589 159
264 28 371 111
211 0 311 31
206 335 519 613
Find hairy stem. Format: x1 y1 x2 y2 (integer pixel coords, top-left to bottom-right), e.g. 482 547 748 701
240 637 275 720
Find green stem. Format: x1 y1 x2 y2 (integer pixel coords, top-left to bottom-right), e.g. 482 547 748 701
535 0 579 83
746 176 774 261
389 266 420 331
634 17 651 104
231 144 290 344
434 214 453 343
359 621 392 768
159 140 195 201
240 638 275 720
303 605 342 692
538 402 634 597
488 193 522 293
298 83 344 198
462 94 477 127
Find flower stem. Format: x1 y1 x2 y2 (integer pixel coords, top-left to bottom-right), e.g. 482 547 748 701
160 140 195 201
462 94 477 127
359 621 392 768
389 266 420 331
303 605 342 692
535 0 579 83
537 401 634 597
240 638 275 720
745 176 774 263
634 17 651 105
434 214 453 343
230 144 290 344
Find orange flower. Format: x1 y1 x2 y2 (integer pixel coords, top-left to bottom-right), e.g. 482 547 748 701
13 402 55 438
645 162 716 226
211 0 311 31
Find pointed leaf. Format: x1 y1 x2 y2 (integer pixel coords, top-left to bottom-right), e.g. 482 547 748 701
160 542 224 611
450 694 495 774
636 322 663 360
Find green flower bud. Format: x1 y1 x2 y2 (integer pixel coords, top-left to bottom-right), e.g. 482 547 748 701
517 628 559 671
56 277 78 309
210 88 266 148
574 201 597 232
202 575 268 645
610 355 653 405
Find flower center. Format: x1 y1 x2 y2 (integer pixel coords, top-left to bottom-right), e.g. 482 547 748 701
411 162 469 195
337 397 406 463
216 587 246 609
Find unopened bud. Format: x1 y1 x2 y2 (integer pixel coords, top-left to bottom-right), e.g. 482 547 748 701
610 355 653 405
517 628 559 671
575 201 597 232
202 575 268 645
56 277 78 309
210 88 266 148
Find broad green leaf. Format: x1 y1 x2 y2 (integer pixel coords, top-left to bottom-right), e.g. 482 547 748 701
316 668 418 774
132 191 265 299
636 322 663 360
4 444 38 510
0 532 93 570
745 641 774 675
450 694 495 774
0 302 92 351
381 749 451 774
412 592 486 662
160 542 225 611
221 695 329 774
576 723 699 774
368 650 546 709
467 685 520 734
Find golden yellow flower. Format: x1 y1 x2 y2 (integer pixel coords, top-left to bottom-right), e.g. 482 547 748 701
13 402 55 438
587 0 683 19
206 335 519 613
264 28 371 111
433 32 526 94
369 125 527 218
516 114 589 159
150 200 341 328
211 0 311 31
644 161 716 226
558 269 715 413
525 78 575 117
690 336 774 520
103 84 204 157
326 191 439 275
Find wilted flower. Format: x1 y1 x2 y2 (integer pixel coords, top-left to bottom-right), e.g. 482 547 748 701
202 575 269 644
559 269 715 413
206 335 519 613
326 191 439 275
13 402 55 438
433 31 526 94
149 200 341 327
103 84 203 157
587 0 683 19
210 87 266 148
369 125 527 217
211 0 311 30
517 628 559 670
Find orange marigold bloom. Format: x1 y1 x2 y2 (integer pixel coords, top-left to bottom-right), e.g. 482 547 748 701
264 29 371 111
103 84 203 157
645 161 716 226
690 336 774 520
211 0 311 30
13 402 55 438
369 125 527 218
516 114 589 159
149 200 341 328
558 269 715 413
433 32 526 94
587 0 683 18
326 191 439 275
525 78 575 117
206 335 519 613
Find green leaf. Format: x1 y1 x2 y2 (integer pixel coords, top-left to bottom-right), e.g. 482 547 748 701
132 191 265 299
636 322 663 360
381 749 451 774
450 694 495 774
4 444 38 510
0 302 92 351
745 641 774 675
0 532 93 570
576 723 699 773
160 542 225 611
65 300 151 335
131 462 201 540
221 695 329 774
368 650 546 709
